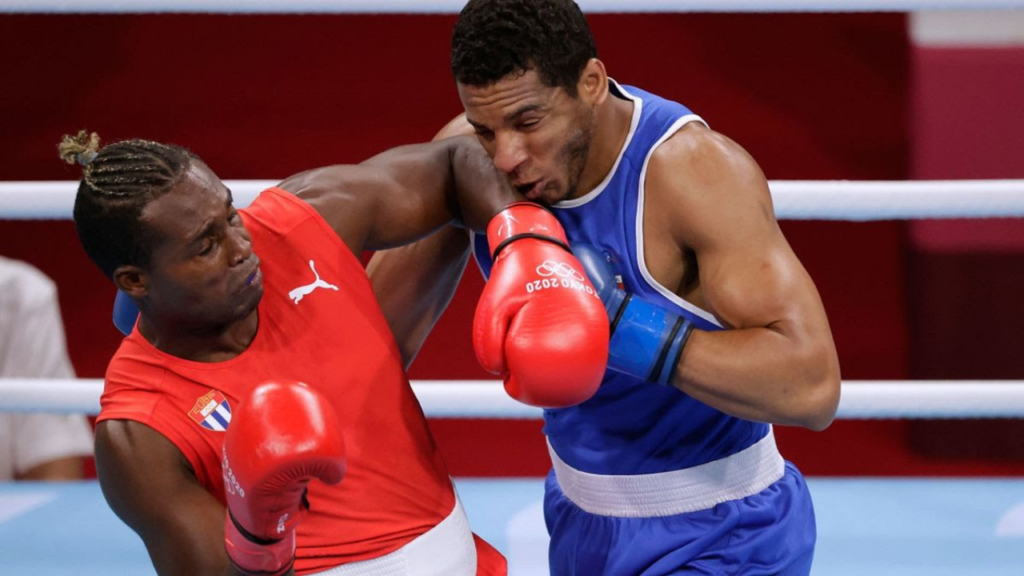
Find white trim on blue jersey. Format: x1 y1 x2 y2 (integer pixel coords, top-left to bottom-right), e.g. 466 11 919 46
554 79 643 210
630 87 723 329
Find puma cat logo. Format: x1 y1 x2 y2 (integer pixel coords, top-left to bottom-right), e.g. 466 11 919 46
288 260 338 305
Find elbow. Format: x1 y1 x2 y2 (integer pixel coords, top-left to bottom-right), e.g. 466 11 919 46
799 378 840 431
798 362 839 430
781 376 838 432
791 345 841 432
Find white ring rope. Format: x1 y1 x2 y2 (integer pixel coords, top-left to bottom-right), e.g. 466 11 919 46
3 179 1024 221
3 0 1023 14
2 379 1024 419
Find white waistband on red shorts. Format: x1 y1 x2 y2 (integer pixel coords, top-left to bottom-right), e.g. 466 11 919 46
549 427 785 518
312 493 476 576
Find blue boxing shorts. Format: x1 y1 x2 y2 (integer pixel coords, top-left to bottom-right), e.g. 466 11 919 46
543 432 816 575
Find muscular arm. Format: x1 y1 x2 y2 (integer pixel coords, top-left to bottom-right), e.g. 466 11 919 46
648 125 840 430
95 420 284 576
367 114 478 369
278 135 516 256
368 226 471 369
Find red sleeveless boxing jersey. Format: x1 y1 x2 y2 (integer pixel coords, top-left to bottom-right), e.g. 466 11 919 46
98 188 458 573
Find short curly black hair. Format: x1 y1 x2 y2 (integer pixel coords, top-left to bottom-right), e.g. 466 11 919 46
451 0 597 97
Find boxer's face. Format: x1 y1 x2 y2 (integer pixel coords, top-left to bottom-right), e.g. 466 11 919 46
136 162 263 326
459 69 595 205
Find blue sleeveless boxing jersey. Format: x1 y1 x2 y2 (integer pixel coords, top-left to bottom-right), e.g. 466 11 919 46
474 81 771 476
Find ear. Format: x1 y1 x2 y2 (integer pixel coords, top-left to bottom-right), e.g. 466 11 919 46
113 265 148 299
577 58 609 107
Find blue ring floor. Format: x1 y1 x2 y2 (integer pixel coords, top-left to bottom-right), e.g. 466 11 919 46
2 477 1023 575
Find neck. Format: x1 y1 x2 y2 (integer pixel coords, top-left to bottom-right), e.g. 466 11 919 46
569 90 634 200
138 309 259 362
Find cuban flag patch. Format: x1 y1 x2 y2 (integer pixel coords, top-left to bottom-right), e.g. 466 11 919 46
188 390 232 432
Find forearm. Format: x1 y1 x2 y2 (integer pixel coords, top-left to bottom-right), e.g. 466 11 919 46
367 226 471 369
673 324 840 430
446 137 519 231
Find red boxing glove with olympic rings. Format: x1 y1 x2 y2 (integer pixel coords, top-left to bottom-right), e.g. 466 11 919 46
473 203 609 408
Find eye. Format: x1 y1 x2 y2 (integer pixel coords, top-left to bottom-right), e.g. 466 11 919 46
229 210 241 225
517 119 541 131
197 239 215 257
474 128 495 141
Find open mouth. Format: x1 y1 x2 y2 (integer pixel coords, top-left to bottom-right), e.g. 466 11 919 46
516 180 544 199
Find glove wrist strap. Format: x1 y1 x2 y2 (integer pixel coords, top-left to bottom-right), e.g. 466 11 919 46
607 298 694 386
224 512 295 576
651 318 693 386
491 232 571 260
486 203 570 259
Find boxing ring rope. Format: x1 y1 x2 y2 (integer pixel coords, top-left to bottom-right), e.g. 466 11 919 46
3 379 1024 419
1 177 1023 418
3 0 1024 13
4 179 1024 221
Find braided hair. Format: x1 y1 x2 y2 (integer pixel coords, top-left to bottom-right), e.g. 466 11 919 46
59 130 197 278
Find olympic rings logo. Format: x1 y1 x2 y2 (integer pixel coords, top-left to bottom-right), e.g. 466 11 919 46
536 260 585 282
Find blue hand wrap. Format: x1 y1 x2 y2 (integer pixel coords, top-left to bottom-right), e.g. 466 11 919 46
575 244 692 385
609 296 692 385
113 290 139 336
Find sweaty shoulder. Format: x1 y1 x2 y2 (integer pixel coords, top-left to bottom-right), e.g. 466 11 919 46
280 164 383 210
280 161 387 253
239 186 346 251
648 123 764 196
645 123 774 249
277 164 382 256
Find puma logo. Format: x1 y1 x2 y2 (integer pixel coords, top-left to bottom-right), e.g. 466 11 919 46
289 260 338 305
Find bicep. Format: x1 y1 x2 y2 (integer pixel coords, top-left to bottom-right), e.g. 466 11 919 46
653 130 826 333
360 139 481 248
95 420 230 576
698 221 823 335
358 136 515 241
283 142 459 253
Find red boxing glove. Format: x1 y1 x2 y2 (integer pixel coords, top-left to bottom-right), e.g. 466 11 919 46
474 203 609 408
222 381 347 576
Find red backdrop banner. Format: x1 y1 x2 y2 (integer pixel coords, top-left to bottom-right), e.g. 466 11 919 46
5 13 1014 476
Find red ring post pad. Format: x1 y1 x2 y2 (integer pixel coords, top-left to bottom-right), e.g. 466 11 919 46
473 203 609 408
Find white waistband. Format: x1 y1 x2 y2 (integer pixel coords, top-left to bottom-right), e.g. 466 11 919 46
312 494 476 576
549 427 785 518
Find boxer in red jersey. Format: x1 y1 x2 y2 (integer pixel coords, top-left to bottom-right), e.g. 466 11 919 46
60 129 609 576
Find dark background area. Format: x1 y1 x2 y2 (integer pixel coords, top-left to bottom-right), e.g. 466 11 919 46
1 13 1021 476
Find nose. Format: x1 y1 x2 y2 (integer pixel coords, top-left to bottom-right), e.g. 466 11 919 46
228 226 253 267
492 133 528 176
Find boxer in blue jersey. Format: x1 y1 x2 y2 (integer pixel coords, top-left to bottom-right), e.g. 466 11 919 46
382 1 841 573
